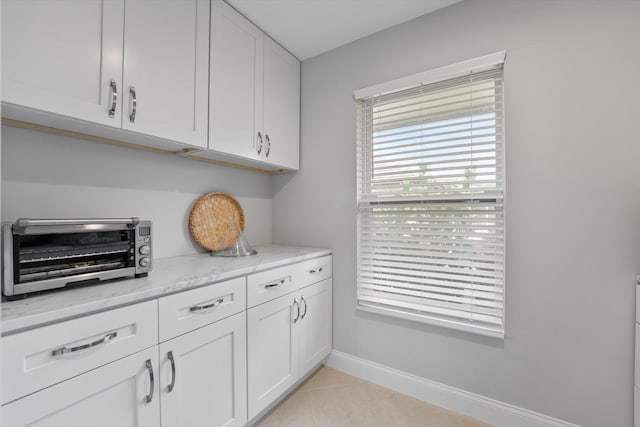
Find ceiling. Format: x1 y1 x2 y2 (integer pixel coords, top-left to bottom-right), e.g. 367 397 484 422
225 0 462 60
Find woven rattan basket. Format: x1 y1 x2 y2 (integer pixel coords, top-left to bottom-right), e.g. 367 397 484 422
189 192 246 251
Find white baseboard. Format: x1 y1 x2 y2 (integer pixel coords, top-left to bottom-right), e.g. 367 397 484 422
325 350 580 427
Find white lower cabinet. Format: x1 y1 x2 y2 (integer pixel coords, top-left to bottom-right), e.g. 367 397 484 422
2 346 160 427
247 278 333 419
247 291 299 419
1 254 332 427
159 312 247 427
298 279 333 375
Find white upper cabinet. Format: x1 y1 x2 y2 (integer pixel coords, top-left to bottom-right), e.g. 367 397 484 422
122 0 209 148
263 37 301 170
1 0 125 127
210 0 263 161
2 0 300 171
2 0 209 149
209 0 300 170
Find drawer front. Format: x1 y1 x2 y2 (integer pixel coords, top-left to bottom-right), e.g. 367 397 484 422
247 264 298 308
159 277 246 342
297 255 332 288
1 300 158 405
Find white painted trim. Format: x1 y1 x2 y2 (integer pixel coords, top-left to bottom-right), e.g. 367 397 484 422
356 304 505 339
353 50 506 100
325 350 581 427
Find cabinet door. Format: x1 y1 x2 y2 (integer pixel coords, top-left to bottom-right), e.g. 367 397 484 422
2 347 160 427
298 279 333 374
247 294 299 419
209 0 264 160
122 0 209 147
263 36 300 170
1 0 124 126
159 312 247 427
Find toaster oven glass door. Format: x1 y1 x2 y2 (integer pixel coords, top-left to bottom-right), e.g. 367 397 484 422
14 230 136 284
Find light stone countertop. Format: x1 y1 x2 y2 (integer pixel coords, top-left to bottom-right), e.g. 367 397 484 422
1 244 331 336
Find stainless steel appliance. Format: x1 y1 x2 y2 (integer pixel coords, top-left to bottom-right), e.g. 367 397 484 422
2 218 152 299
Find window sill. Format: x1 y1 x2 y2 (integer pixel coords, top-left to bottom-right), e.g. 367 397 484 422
356 303 505 340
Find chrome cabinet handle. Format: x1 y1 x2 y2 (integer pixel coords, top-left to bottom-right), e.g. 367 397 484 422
129 86 137 123
265 279 285 289
309 267 323 274
51 331 117 356
167 351 176 393
256 132 263 155
293 298 300 323
189 298 224 312
301 295 307 319
265 134 271 158
145 359 155 404
109 80 118 118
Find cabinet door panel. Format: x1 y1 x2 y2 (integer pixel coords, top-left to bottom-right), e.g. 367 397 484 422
247 294 298 419
209 0 263 160
160 312 247 427
263 36 300 170
2 347 160 427
1 0 124 126
122 0 209 147
299 279 333 374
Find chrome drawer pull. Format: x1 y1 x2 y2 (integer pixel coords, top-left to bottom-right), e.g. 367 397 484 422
309 267 323 274
265 279 285 289
189 298 224 312
293 298 300 323
265 134 271 158
129 86 137 123
51 331 117 356
145 359 154 403
257 132 263 155
301 295 307 319
109 80 118 118
167 351 176 392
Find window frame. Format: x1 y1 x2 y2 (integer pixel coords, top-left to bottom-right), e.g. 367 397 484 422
354 52 506 339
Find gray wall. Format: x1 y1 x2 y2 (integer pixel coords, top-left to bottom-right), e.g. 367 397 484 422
1 125 273 258
272 1 640 425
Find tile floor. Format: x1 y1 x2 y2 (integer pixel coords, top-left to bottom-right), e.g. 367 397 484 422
255 366 493 427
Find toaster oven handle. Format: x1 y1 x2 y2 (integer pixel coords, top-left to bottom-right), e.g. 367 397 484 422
15 218 140 233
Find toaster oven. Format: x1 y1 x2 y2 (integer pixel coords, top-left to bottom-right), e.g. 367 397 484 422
2 218 152 299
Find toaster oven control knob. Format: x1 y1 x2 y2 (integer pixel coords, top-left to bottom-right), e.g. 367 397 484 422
139 257 151 268
139 245 151 255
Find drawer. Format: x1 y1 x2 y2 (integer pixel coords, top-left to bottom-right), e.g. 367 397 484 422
297 255 332 288
159 277 246 342
1 300 157 404
247 264 298 308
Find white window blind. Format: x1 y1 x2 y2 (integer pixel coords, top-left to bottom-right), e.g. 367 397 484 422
356 57 505 338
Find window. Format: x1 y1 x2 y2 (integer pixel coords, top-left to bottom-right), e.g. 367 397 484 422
355 53 506 338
